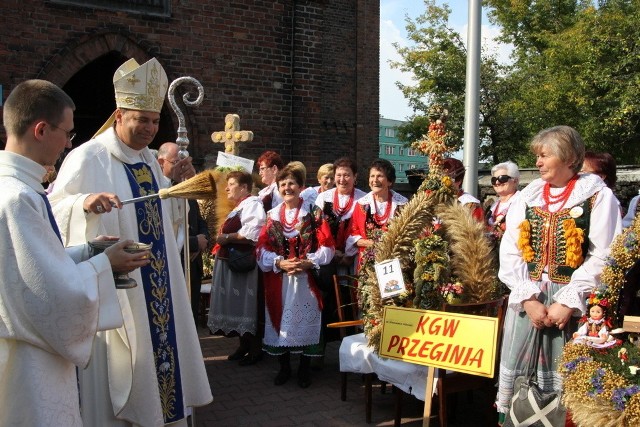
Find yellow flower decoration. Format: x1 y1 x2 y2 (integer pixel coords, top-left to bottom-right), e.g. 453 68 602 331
563 218 585 268
517 220 534 262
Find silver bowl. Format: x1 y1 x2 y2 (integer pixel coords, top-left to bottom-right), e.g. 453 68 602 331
88 240 152 289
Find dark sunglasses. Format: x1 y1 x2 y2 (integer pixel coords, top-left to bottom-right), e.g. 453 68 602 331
491 175 512 185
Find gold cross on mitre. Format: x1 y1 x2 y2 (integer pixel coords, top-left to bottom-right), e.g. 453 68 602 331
210 114 254 155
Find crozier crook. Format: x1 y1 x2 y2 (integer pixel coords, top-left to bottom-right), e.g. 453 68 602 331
168 76 205 159
167 76 205 352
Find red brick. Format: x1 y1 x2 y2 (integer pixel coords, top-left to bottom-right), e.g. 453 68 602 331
0 0 379 180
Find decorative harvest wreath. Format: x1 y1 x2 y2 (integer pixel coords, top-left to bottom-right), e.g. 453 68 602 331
560 215 640 426
358 106 501 352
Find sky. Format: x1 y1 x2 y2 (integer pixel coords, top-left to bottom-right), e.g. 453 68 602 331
380 0 513 121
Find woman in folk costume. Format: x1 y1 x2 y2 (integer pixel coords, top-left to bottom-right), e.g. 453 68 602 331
49 58 212 426
208 170 266 365
443 157 485 223
287 160 321 209
315 157 366 273
312 162 335 195
486 160 521 241
495 125 621 424
314 158 366 339
346 158 408 272
256 150 284 212
257 164 335 388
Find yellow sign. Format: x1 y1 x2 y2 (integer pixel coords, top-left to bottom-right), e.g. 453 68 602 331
379 306 499 378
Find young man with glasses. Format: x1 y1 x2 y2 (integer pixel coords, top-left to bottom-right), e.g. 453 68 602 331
0 79 150 426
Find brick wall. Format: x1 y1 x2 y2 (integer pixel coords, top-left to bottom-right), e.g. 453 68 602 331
0 0 380 182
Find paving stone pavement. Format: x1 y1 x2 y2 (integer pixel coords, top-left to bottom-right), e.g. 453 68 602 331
191 326 494 426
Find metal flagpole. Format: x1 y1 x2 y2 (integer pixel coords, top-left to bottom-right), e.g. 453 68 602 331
167 76 204 427
462 0 482 197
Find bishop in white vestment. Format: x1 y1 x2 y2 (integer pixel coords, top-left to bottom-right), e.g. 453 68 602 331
49 58 212 426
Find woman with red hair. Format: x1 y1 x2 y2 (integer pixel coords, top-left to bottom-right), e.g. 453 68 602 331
256 150 285 212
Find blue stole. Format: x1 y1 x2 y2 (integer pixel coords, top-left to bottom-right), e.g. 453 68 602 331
39 193 62 244
123 162 184 423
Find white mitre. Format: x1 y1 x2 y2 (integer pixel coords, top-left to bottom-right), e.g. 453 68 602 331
93 57 168 138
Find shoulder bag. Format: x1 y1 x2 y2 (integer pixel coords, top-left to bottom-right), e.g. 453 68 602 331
503 330 567 427
227 246 257 273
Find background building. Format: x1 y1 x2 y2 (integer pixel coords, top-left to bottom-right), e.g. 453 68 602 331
378 117 427 184
0 0 380 180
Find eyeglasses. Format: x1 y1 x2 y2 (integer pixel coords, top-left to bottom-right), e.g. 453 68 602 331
491 175 512 185
259 166 272 172
166 158 180 165
49 123 76 142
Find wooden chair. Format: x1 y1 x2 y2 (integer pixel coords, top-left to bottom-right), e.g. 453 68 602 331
391 295 508 427
328 274 364 399
332 274 360 339
330 274 385 423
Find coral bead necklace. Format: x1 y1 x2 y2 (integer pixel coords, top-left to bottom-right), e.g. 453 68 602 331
372 190 393 224
280 197 303 232
543 175 578 211
333 188 355 217
492 193 514 221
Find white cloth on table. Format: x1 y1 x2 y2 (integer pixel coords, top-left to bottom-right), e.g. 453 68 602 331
339 333 376 374
339 333 432 401
0 151 122 427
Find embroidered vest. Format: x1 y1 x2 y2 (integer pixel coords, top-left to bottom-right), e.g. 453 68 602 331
262 190 274 212
218 212 253 258
321 201 352 251
525 196 594 284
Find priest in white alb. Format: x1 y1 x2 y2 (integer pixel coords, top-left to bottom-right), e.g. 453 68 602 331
0 80 150 426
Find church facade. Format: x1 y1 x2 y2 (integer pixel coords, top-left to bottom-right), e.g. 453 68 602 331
0 0 380 178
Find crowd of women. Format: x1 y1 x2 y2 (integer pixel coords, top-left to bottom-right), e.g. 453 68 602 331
203 124 634 427
206 151 410 388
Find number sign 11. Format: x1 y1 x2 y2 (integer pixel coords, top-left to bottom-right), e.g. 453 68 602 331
374 258 406 299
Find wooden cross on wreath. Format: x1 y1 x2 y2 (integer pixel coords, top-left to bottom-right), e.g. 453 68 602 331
210 114 254 156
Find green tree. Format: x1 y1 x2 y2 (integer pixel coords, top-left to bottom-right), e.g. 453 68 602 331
486 0 640 164
391 0 529 165
393 0 640 167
